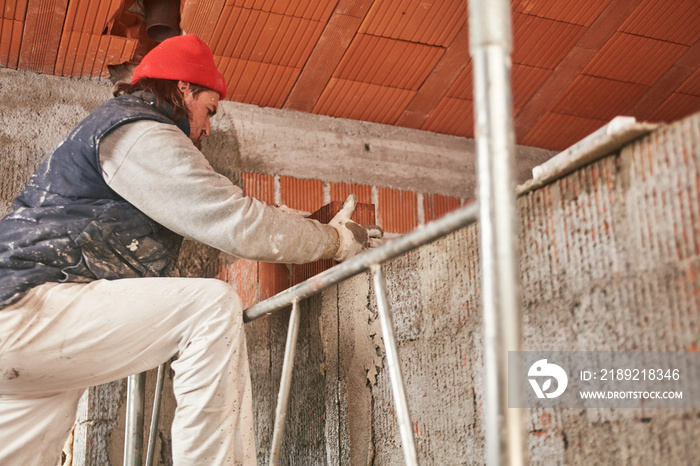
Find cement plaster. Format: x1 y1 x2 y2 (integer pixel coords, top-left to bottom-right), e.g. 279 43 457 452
202 102 555 199
0 69 112 216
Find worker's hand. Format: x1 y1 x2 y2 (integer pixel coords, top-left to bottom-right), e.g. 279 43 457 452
329 194 384 261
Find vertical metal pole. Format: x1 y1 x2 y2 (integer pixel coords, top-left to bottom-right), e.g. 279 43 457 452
371 264 419 466
269 298 302 466
146 363 166 466
124 372 146 466
468 0 527 464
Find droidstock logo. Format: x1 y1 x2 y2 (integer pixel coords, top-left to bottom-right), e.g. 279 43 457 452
528 359 568 399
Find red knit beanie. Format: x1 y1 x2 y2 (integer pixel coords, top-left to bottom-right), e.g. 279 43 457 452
131 34 227 99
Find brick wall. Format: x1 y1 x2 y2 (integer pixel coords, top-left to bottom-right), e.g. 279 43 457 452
217 173 473 308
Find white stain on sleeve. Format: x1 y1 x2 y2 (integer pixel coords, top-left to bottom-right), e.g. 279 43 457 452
270 234 283 255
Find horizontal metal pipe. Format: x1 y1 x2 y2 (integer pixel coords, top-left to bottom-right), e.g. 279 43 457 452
243 202 479 322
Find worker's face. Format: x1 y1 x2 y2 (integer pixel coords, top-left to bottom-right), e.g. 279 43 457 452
178 81 219 150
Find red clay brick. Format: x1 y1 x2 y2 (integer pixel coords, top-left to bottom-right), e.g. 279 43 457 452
521 112 608 151
423 193 462 223
19 0 68 74
360 0 465 46
306 201 374 225
334 34 443 91
279 176 324 211
583 32 687 86
647 93 700 123
377 187 418 234
292 201 375 284
293 259 333 285
421 97 473 138
313 78 416 125
447 62 472 100
258 262 291 300
396 24 469 130
512 13 586 69
284 11 365 112
512 0 610 27
512 64 552 110
620 0 700 46
217 259 258 309
329 182 372 205
241 172 275 203
679 66 700 96
551 75 648 121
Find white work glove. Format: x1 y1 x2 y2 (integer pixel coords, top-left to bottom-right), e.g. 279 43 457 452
329 194 384 261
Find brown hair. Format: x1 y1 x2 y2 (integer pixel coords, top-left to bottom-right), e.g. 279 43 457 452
113 78 210 122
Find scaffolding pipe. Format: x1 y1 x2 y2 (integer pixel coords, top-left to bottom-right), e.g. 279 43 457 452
468 0 527 464
371 265 418 465
244 202 479 322
269 299 302 466
146 363 166 466
124 372 146 466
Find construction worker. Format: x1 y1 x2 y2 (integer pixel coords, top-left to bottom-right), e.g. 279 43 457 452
0 34 382 465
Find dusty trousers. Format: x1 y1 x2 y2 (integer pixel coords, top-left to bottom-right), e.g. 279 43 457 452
0 277 256 465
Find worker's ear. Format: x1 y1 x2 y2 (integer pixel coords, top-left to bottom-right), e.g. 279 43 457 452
177 81 190 94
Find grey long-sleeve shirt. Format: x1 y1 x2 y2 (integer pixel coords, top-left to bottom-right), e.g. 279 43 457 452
99 120 338 264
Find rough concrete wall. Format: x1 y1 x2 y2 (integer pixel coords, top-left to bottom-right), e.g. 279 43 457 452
295 113 698 464
0 68 112 216
72 381 126 465
330 233 485 465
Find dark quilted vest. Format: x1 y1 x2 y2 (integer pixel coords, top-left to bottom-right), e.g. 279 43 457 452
0 93 184 308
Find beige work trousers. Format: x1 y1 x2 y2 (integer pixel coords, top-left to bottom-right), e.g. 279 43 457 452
0 278 256 465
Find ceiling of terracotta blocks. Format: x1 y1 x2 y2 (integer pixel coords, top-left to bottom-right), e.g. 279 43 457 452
2 0 699 151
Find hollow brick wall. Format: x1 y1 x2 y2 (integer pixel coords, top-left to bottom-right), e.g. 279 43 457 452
218 172 472 310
